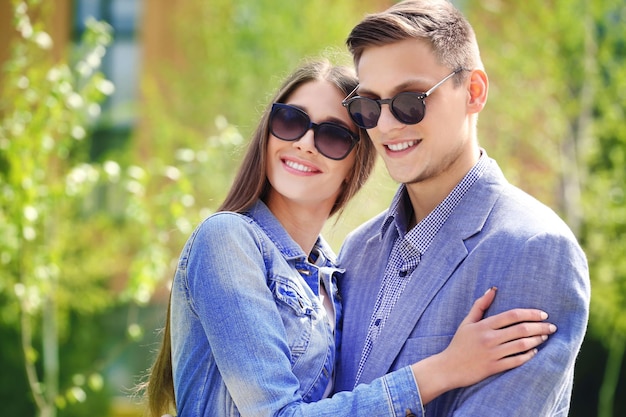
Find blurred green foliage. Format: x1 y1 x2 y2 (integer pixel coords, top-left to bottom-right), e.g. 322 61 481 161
1 0 625 416
0 1 116 415
578 2 626 415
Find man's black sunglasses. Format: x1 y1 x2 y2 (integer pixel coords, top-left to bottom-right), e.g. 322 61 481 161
342 69 463 129
269 103 359 160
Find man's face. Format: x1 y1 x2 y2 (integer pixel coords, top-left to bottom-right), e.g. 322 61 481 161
355 38 478 187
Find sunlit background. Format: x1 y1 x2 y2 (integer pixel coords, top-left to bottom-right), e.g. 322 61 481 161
1 0 625 416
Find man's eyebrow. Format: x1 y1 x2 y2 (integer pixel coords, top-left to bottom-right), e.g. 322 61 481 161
357 78 434 97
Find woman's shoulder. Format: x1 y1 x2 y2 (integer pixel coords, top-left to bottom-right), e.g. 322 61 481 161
189 211 260 246
201 210 253 228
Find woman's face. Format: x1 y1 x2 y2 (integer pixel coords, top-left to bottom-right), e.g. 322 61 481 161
265 80 358 215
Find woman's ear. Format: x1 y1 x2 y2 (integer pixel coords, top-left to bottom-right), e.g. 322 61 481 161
467 69 488 114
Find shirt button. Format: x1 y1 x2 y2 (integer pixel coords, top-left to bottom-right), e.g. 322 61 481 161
399 270 407 277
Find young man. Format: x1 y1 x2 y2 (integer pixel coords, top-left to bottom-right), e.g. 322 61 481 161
335 1 590 415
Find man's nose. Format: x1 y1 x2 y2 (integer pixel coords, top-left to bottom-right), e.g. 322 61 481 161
375 103 404 133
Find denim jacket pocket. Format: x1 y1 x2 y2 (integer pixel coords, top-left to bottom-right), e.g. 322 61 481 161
269 276 319 365
272 277 315 316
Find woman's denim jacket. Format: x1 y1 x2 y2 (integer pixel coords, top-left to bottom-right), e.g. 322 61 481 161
170 200 422 416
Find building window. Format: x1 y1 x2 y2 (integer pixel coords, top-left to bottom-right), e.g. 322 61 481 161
73 0 143 158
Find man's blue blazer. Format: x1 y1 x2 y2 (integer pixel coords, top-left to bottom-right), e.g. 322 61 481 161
335 158 590 416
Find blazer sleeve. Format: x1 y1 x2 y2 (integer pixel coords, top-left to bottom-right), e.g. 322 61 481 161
452 230 590 416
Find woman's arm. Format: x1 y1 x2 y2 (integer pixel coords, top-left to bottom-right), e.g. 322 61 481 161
175 215 555 416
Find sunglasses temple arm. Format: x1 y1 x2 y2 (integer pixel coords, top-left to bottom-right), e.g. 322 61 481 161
342 84 360 104
424 69 462 97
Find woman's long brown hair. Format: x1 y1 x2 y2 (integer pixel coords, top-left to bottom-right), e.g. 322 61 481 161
140 59 376 417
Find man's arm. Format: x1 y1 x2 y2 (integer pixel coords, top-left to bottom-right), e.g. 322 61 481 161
453 231 590 416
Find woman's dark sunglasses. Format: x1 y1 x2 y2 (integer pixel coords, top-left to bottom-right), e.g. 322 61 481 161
269 103 359 160
341 69 462 129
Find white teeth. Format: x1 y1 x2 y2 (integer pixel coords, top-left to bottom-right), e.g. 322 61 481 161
285 160 313 172
387 141 417 151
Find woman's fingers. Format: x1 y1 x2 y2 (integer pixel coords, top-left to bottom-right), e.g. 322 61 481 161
464 310 557 358
460 287 497 326
491 345 540 373
451 291 557 380
483 332 553 375
493 322 556 351
483 307 550 330
499 334 548 358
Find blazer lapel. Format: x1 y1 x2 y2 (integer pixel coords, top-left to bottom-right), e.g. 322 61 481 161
357 232 469 384
357 159 506 384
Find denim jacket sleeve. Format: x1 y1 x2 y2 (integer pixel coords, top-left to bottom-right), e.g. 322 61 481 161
171 212 424 417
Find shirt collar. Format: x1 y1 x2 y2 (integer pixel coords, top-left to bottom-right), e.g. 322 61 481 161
380 149 489 241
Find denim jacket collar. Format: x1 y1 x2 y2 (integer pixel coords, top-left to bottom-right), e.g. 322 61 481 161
246 200 338 265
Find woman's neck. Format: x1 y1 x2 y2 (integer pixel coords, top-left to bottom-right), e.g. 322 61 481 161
266 196 331 255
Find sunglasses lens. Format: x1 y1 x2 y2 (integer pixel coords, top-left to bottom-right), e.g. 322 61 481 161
347 98 381 129
391 93 425 124
315 124 357 160
271 103 357 160
270 106 309 140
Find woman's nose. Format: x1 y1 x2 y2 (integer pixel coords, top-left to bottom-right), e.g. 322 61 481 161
293 129 318 154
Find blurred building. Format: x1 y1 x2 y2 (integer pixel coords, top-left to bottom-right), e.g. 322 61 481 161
0 0 177 156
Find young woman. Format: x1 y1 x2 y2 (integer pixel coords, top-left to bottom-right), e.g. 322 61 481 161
143 59 555 417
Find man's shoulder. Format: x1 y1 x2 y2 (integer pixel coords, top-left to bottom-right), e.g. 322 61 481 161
338 210 390 264
497 183 571 229
470 181 582 252
482 159 564 220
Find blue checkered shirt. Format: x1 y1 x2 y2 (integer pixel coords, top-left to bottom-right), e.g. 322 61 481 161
354 153 489 385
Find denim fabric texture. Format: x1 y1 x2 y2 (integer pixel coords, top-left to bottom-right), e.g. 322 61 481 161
170 200 422 416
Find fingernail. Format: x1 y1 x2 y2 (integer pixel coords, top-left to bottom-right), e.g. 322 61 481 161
541 335 548 341
549 324 557 333
484 286 497 295
540 311 548 320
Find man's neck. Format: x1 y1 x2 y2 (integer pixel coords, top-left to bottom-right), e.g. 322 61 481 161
405 148 480 224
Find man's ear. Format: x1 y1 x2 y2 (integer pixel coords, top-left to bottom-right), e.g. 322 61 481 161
467 69 488 114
